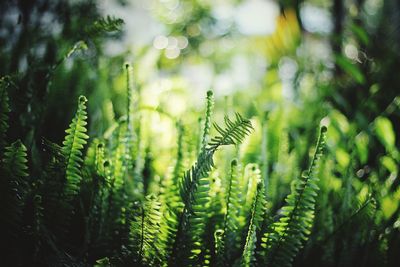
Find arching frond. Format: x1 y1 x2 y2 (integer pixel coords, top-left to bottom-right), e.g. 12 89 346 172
171 111 253 265
208 113 253 151
262 126 327 267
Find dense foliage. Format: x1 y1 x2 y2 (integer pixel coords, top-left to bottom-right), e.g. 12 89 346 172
0 0 399 267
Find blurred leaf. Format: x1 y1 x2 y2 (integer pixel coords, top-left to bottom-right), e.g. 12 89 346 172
355 132 369 164
380 156 397 174
382 196 398 219
350 24 370 46
374 116 395 152
85 15 124 36
335 54 365 84
336 148 350 169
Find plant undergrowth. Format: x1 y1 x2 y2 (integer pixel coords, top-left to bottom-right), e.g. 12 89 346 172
1 3 399 267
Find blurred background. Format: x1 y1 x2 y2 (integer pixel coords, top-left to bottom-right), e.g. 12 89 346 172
1 0 399 137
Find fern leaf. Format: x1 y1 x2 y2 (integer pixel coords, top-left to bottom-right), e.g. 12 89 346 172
3 140 29 178
130 194 162 265
156 122 185 264
262 126 327 267
111 118 129 190
241 168 266 267
95 142 106 177
243 164 262 218
208 112 253 151
0 140 29 230
86 15 124 35
221 159 243 264
214 229 225 266
61 95 89 199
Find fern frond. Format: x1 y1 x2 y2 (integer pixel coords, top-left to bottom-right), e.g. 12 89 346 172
130 194 162 265
188 174 211 264
170 121 185 208
171 102 253 265
214 229 225 266
86 15 124 35
241 168 266 267
124 63 143 196
208 112 253 151
83 138 99 172
95 142 106 177
262 126 327 267
221 159 243 264
156 122 185 264
3 140 29 178
111 118 129 190
61 95 89 200
243 164 262 217
0 140 29 229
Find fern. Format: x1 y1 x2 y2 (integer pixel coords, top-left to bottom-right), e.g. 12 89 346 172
241 167 266 267
214 229 225 266
86 15 125 35
95 142 106 177
262 126 327 267
208 113 253 151
111 118 129 190
156 122 185 264
130 194 162 265
0 140 29 230
220 159 242 265
3 140 29 178
170 92 253 265
61 95 89 200
243 164 262 218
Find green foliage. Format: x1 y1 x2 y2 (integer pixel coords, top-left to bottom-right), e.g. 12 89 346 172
130 194 162 265
241 176 266 267
262 126 327 267
1 2 399 265
222 159 242 263
0 140 29 228
171 93 253 266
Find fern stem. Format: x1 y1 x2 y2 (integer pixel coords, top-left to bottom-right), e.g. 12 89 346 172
201 90 214 151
